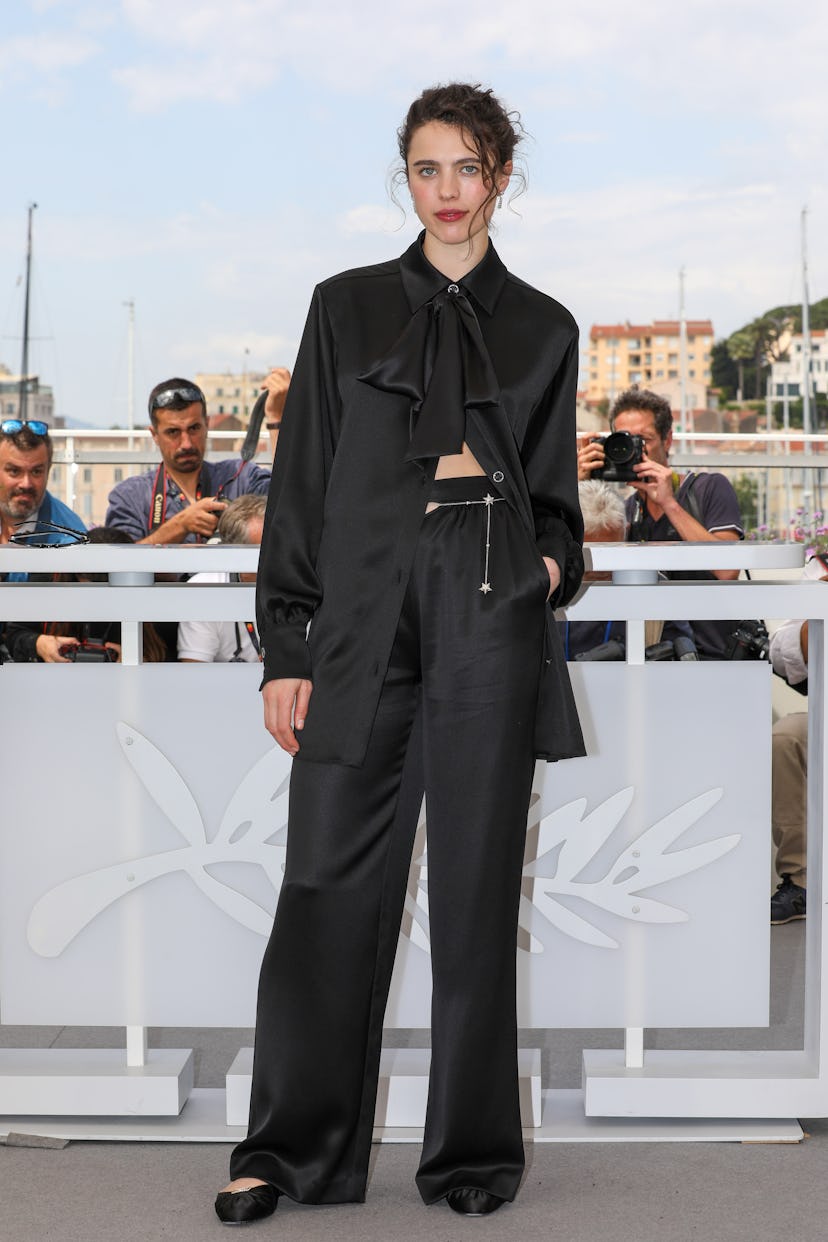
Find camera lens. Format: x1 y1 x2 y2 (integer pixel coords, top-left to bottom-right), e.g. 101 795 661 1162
602 431 636 465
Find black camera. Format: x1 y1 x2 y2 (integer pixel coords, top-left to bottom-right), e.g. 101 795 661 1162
725 620 770 661
592 431 646 483
60 638 118 663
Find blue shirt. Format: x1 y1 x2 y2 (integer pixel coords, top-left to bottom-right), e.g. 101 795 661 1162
105 458 271 542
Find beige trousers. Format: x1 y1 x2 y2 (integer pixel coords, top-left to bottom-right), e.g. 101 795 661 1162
772 711 808 888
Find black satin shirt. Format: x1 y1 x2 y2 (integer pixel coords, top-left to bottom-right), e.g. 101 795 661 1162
256 234 585 767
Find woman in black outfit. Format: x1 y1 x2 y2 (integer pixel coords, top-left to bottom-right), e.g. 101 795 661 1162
216 82 584 1225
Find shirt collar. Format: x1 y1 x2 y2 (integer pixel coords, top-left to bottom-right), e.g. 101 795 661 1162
399 230 507 317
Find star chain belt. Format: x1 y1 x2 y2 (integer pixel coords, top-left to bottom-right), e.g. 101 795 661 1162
426 476 505 595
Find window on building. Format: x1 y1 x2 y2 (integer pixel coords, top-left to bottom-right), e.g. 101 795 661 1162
689 369 696 378
668 370 678 379
217 388 223 396
83 494 92 517
656 370 664 378
628 354 641 366
656 354 664 363
627 339 640 350
668 353 678 365
629 372 642 384
232 405 238 415
114 468 123 483
83 467 92 483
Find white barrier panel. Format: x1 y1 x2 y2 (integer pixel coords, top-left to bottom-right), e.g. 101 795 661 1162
0 662 768 1031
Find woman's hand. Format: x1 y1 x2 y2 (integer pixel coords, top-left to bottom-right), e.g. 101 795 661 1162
262 677 313 755
542 556 561 602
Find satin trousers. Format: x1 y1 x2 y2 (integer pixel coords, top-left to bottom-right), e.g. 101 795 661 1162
230 478 550 1204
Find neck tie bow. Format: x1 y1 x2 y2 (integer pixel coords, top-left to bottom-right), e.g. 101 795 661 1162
359 283 500 462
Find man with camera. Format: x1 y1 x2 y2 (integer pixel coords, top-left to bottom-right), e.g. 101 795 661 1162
578 386 744 658
105 372 288 544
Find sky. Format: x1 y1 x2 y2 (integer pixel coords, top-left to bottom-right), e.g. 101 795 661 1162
1 0 827 428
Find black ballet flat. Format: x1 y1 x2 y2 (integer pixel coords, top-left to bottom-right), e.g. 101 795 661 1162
214 1182 279 1226
446 1187 506 1217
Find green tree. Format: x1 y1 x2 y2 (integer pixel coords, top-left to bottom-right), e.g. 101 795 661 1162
732 473 759 529
710 340 737 399
726 327 758 399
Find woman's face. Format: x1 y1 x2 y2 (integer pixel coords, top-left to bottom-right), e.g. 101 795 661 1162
406 121 510 255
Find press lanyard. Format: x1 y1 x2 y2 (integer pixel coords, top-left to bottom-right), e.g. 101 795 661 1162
148 464 206 534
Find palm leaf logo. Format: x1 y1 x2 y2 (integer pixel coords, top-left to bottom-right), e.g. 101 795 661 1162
27 723 288 957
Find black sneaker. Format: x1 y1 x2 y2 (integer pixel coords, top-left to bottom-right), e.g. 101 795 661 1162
771 874 806 925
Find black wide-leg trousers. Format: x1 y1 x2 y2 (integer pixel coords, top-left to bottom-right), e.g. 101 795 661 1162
230 480 550 1205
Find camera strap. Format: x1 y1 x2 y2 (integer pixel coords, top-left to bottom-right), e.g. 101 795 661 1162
148 464 207 535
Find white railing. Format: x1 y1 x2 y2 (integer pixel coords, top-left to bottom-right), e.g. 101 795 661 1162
3 540 828 1146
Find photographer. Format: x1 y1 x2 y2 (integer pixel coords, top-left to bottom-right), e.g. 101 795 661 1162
105 372 287 545
578 387 744 658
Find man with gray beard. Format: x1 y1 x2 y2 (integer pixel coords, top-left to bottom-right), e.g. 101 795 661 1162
0 421 85 565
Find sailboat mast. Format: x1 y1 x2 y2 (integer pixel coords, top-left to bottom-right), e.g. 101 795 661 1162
19 202 38 423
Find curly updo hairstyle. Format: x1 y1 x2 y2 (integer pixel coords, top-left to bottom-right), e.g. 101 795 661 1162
395 83 526 221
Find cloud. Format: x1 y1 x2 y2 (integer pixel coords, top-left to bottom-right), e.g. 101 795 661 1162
338 204 403 236
0 31 98 77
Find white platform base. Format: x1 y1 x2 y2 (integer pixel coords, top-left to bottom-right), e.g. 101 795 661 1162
583 1048 819 1120
0 1087 802 1145
226 1046 542 1129
0 1048 194 1117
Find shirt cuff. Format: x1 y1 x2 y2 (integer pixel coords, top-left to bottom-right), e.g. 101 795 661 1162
258 621 312 685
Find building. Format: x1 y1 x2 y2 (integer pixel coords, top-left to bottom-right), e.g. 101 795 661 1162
195 370 267 422
0 364 55 424
769 329 828 398
586 321 714 404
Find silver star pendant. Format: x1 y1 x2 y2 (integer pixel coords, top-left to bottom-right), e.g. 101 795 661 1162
483 493 495 506
479 581 492 594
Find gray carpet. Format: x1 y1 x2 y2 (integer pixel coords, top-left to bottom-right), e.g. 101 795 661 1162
2 922 822 1242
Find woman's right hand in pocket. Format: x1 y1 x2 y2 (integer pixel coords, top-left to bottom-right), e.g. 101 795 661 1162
262 678 313 755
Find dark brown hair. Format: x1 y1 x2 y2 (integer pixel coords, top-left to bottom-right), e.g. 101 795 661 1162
396 83 525 227
0 423 53 464
609 386 674 441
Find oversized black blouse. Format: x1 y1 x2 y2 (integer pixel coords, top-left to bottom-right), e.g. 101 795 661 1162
256 234 585 767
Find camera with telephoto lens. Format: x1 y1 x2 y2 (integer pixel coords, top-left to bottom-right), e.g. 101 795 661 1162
725 619 770 661
59 638 118 663
591 430 646 483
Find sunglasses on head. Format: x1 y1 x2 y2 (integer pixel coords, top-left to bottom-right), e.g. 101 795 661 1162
1 418 49 437
149 386 205 415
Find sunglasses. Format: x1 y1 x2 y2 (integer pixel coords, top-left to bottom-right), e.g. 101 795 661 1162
9 520 89 548
149 386 206 414
1 418 49 437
